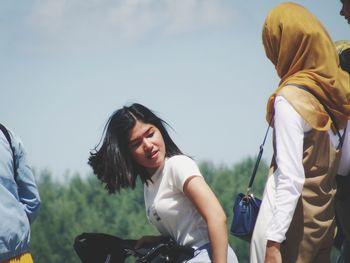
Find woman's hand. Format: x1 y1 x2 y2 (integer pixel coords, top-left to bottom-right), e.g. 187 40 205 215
265 240 282 263
134 235 164 249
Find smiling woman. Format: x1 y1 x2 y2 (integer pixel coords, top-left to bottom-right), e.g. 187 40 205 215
88 103 239 263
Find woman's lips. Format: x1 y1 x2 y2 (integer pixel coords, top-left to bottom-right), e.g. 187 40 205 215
147 150 159 159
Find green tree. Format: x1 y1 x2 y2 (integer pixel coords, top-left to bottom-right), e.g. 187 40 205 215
31 170 155 263
32 157 339 263
200 157 269 263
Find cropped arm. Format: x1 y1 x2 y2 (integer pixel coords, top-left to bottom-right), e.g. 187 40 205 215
184 176 228 263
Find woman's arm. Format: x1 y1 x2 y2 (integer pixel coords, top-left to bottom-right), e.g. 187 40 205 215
265 96 309 262
184 176 228 263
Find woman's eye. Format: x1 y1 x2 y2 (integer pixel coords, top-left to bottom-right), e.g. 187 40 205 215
147 132 154 138
130 141 141 148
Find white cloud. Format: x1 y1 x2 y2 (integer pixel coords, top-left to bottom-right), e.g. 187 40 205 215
29 0 67 34
106 0 158 39
26 0 235 43
163 0 234 34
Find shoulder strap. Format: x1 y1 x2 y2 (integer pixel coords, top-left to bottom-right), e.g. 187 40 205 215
286 84 345 149
246 118 272 194
0 123 17 180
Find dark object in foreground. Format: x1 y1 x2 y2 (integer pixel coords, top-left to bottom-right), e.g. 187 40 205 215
73 232 194 263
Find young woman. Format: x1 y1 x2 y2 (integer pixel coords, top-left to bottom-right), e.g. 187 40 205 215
88 103 238 263
250 3 350 263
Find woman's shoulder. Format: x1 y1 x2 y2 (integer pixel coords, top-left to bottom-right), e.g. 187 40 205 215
166 155 202 183
167 155 194 165
166 155 199 172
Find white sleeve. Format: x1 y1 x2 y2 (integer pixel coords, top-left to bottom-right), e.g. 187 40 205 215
266 96 311 242
168 155 202 192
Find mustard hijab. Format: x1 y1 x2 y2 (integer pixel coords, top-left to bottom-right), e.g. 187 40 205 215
263 2 350 130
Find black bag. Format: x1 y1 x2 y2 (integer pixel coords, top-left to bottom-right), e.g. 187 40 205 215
73 232 194 263
230 122 270 242
133 238 194 263
73 232 136 263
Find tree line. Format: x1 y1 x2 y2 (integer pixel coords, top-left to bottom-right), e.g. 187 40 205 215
28 157 339 262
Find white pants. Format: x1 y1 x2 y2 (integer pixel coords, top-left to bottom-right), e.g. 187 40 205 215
185 244 239 263
250 175 275 263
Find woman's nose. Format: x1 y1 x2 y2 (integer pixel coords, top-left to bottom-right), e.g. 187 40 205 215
143 139 153 150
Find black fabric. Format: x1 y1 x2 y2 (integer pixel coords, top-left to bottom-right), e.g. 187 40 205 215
133 237 194 263
73 233 136 263
339 48 350 74
337 240 350 263
0 123 17 180
336 47 350 263
336 174 350 201
73 233 194 263
335 175 350 247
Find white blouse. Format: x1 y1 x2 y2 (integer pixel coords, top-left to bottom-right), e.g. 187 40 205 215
266 95 350 242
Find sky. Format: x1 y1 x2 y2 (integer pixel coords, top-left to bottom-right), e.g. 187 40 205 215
1 0 349 180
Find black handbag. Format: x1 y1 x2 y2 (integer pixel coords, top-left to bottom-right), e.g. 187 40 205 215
230 122 271 242
133 238 194 263
73 232 136 263
73 232 194 263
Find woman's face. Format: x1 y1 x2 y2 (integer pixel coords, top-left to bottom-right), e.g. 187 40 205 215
340 0 350 24
128 120 166 175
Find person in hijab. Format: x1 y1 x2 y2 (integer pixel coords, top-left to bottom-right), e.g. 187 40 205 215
333 40 350 263
250 3 350 263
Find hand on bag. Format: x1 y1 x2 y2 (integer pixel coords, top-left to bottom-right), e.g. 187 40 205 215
134 235 164 249
265 240 282 263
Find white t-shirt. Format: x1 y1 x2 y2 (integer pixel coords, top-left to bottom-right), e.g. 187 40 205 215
144 155 209 249
266 95 350 242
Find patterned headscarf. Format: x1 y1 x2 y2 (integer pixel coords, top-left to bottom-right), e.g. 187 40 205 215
263 2 350 130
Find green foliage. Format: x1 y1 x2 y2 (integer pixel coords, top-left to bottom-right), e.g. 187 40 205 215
29 157 270 262
31 171 158 263
200 157 269 262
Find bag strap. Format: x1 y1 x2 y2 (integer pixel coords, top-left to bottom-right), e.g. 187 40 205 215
246 83 345 194
287 84 345 149
0 123 17 180
246 119 272 195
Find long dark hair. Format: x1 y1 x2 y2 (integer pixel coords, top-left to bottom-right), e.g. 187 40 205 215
88 103 183 194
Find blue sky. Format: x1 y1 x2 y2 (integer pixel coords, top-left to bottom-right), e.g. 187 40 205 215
1 0 348 179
